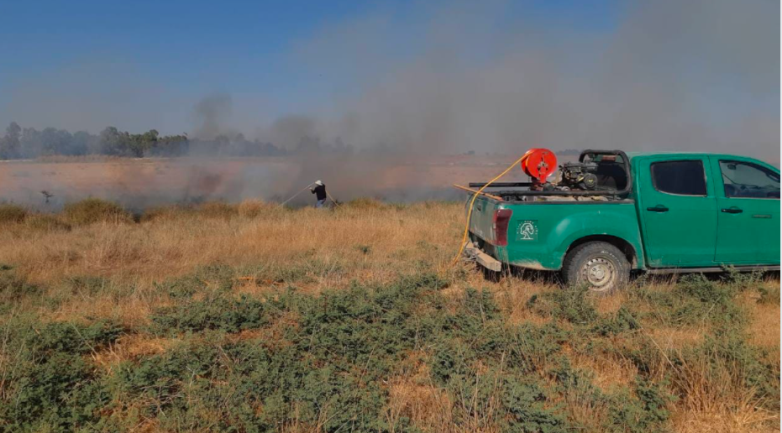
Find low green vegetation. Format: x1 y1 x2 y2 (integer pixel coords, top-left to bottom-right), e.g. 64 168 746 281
0 262 777 432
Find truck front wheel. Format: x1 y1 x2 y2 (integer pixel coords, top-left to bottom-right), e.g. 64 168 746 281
562 241 630 294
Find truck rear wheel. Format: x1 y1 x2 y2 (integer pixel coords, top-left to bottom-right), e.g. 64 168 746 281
562 241 630 294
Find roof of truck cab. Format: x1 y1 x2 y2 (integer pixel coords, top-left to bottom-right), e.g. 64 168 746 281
624 151 738 160
622 152 779 171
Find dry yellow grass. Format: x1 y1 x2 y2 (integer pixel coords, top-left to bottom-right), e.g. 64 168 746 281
565 348 638 393
0 201 464 326
744 292 781 352
0 201 458 285
92 334 175 373
0 199 778 433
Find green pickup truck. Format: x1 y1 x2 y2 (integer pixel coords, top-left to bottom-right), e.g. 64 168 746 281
463 150 780 293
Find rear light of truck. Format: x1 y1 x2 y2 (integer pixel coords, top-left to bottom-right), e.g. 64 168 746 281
492 209 513 246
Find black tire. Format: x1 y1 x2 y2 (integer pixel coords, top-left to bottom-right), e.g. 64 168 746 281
481 265 502 282
562 241 630 294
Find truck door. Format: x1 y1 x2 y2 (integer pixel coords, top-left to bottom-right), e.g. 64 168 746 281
711 157 780 265
637 156 717 267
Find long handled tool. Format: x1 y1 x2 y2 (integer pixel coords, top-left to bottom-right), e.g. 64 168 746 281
279 182 315 207
326 190 340 207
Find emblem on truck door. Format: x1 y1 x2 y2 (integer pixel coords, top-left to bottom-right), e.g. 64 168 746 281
518 221 538 241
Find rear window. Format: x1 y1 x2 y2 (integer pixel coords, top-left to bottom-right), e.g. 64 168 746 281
651 160 707 196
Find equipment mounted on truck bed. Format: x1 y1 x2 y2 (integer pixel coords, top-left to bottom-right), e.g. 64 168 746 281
464 149 633 202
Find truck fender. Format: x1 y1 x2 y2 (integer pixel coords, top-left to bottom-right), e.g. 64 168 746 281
547 210 645 270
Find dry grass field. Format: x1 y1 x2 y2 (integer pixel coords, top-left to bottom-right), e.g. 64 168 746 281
0 199 778 432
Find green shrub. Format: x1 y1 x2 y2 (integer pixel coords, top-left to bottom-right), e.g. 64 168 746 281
505 323 568 373
758 285 780 305
592 306 641 336
696 329 780 407
62 198 132 225
0 204 29 224
28 320 124 355
1 352 110 432
605 379 673 433
431 339 475 385
10 270 758 432
721 266 765 291
0 265 40 304
527 286 598 325
676 274 733 305
463 287 501 320
149 294 268 335
631 275 744 330
501 378 567 433
113 337 395 432
549 358 605 411
0 318 123 432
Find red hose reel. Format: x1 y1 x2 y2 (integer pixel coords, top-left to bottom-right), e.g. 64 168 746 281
520 148 557 184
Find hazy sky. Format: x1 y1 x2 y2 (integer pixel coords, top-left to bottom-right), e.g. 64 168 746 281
0 0 778 160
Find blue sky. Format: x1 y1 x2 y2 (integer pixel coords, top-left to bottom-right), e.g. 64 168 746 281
0 1 621 128
0 0 619 81
0 0 777 159
2 1 388 93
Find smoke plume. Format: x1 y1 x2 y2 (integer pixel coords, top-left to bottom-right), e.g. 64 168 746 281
0 0 777 209
283 0 779 161
193 94 233 139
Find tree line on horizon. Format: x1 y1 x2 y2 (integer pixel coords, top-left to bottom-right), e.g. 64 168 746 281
0 122 363 160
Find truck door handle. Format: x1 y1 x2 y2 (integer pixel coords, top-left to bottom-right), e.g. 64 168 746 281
646 205 669 212
721 206 743 214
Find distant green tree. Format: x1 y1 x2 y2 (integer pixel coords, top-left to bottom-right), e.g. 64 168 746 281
0 122 22 159
148 133 189 157
71 131 93 156
99 127 125 155
40 127 74 156
127 129 158 157
20 127 43 158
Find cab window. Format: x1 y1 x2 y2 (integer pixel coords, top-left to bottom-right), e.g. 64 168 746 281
651 160 707 196
719 160 780 199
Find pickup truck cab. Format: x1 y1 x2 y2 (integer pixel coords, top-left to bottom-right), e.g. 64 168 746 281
464 150 780 293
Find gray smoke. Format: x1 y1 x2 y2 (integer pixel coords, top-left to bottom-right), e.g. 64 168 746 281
280 0 779 162
192 93 233 139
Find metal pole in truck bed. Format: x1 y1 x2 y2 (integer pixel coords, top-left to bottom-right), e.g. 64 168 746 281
452 184 504 201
